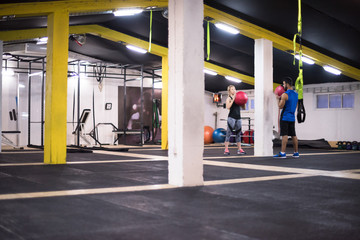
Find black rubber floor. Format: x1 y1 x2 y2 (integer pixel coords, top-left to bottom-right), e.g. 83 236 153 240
0 146 359 240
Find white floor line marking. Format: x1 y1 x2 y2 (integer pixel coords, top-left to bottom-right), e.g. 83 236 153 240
0 162 44 167
0 158 167 167
204 173 312 186
203 160 360 180
204 151 359 159
0 173 314 201
0 184 176 200
93 150 167 160
0 151 42 154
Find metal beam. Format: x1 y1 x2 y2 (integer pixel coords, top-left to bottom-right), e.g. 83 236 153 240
1 1 358 81
0 0 168 16
44 10 69 164
204 5 360 81
0 25 256 87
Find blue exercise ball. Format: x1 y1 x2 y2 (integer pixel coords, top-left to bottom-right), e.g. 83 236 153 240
212 128 227 143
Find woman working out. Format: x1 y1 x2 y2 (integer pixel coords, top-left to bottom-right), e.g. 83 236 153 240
224 85 246 155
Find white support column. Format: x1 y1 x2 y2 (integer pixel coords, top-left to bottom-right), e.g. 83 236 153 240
168 0 204 186
254 38 273 156
0 41 2 152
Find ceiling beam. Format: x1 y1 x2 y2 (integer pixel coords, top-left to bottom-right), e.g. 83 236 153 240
1 1 359 81
0 25 258 88
0 0 168 16
204 5 360 81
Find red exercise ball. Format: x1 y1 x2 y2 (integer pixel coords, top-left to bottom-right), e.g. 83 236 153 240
234 91 248 106
204 126 214 144
274 85 285 96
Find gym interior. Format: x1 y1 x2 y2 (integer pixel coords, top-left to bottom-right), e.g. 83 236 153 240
1 1 360 239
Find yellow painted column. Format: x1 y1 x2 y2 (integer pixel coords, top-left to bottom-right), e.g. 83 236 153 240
44 9 69 164
161 56 168 150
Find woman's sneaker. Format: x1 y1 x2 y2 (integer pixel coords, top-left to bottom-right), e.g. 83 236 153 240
273 152 286 158
224 150 230 156
293 152 300 158
237 149 246 155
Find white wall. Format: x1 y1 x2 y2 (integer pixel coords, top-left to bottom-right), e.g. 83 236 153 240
297 82 360 142
203 82 360 143
2 60 154 147
3 59 360 147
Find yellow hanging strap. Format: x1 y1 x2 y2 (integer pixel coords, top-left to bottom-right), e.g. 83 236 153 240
293 0 303 99
207 21 210 61
148 10 152 52
293 0 306 123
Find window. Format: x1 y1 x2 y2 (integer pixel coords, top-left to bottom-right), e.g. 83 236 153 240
329 94 341 108
316 93 354 109
316 95 328 108
343 93 354 108
244 99 254 111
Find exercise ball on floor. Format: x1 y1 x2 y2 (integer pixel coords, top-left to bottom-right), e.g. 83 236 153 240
212 128 226 143
204 126 214 144
274 85 285 97
234 91 248 106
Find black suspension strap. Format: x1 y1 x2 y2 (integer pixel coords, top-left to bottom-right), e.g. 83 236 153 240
293 0 306 123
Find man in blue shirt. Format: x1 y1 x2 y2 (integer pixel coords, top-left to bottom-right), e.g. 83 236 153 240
274 77 299 158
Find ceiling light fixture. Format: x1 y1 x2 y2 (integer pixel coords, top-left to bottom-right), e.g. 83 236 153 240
29 71 43 77
113 8 143 16
2 69 14 76
295 55 315 65
154 81 162 89
126 45 147 54
323 65 341 75
203 69 217 76
225 76 242 83
215 23 239 34
36 37 48 45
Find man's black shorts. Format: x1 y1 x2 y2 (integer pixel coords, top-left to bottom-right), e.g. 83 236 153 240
280 120 296 136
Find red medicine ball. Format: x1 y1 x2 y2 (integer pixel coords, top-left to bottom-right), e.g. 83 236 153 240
234 91 248 106
274 85 285 97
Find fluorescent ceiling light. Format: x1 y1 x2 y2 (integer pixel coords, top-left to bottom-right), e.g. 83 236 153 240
36 37 48 45
215 23 239 34
19 84 26 88
80 61 91 65
29 71 43 77
113 8 143 16
126 45 147 54
2 69 14 76
154 81 162 89
295 55 315 65
203 69 217 76
323 65 341 75
225 76 242 83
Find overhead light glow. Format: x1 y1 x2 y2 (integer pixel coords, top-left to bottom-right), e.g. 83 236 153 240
36 37 48 45
225 76 242 83
2 69 14 76
295 55 315 65
126 45 147 54
29 71 43 77
203 69 217 76
323 65 341 75
154 81 162 89
113 8 143 16
215 23 239 35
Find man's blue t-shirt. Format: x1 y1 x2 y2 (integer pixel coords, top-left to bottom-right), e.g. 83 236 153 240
281 90 298 122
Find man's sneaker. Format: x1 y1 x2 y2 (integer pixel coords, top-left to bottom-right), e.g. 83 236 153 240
237 149 246 155
224 150 230 156
273 152 286 158
293 152 300 158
